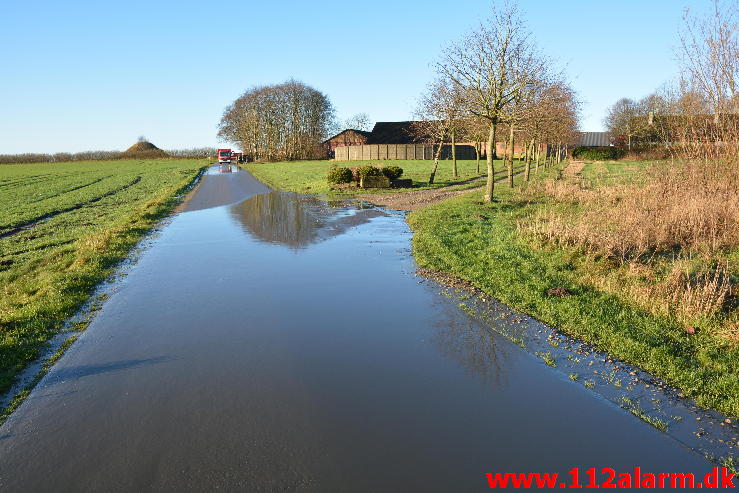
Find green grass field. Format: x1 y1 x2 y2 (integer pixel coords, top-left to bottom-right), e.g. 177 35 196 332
408 163 739 418
244 159 497 195
0 159 207 395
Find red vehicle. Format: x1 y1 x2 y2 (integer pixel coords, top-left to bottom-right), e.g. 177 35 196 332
217 148 232 163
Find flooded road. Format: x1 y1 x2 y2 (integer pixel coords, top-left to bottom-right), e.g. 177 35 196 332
0 166 713 491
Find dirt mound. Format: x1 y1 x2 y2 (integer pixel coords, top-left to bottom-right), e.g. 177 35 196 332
122 141 169 159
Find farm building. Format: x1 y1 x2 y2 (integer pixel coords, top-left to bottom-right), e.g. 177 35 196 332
323 129 372 153
574 132 613 147
327 121 478 161
335 144 478 160
366 121 427 144
325 121 574 161
368 121 549 158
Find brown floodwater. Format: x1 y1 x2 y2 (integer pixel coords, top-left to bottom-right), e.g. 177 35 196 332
0 166 717 491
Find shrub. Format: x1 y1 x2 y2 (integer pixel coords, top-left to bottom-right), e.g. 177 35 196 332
381 165 404 180
572 146 625 160
326 166 353 184
353 165 383 181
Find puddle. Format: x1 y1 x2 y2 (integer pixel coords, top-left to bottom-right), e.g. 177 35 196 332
0 166 731 492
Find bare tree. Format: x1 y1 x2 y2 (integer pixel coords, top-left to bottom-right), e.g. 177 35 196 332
415 77 460 184
679 0 738 117
675 0 739 158
604 98 639 150
501 61 553 187
521 81 579 169
445 84 466 178
344 113 373 132
624 1 739 160
437 1 542 202
218 80 336 161
461 118 489 174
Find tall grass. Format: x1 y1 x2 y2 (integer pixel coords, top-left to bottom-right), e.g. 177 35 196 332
522 160 739 258
519 159 738 330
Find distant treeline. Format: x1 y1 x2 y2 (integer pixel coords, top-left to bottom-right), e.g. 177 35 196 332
0 147 218 164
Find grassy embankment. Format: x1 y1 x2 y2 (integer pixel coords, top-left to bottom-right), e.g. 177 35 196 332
408 159 739 418
245 159 514 195
0 159 208 398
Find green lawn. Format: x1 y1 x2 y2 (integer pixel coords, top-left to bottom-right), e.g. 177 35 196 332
0 159 207 396
244 159 498 195
407 164 739 418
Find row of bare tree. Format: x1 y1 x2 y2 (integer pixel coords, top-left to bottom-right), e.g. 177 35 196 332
0 147 219 164
218 80 335 162
604 0 738 159
0 151 122 164
415 2 580 202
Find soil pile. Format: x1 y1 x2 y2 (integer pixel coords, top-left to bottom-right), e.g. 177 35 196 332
121 141 169 159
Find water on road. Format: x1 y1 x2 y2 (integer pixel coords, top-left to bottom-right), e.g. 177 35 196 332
0 167 712 491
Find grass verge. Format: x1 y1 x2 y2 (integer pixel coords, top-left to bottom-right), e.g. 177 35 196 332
0 160 207 397
244 159 497 195
407 163 739 418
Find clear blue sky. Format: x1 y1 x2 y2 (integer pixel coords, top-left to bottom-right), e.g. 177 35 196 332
0 0 712 153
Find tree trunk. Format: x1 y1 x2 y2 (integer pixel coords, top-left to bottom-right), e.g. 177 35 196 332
507 124 515 188
429 143 443 184
484 122 496 202
475 142 481 174
451 127 458 178
525 138 533 182
535 142 541 173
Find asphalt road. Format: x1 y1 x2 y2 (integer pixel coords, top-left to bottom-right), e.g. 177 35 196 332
0 166 714 492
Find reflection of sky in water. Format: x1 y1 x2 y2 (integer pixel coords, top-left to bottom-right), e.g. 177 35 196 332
205 164 239 174
206 164 239 175
228 191 387 248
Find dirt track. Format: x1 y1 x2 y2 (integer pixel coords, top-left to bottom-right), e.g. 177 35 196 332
359 166 522 211
358 182 484 211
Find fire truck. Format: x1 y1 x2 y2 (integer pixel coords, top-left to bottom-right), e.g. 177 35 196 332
217 148 232 163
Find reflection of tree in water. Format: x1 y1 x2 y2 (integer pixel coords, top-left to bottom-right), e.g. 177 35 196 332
431 307 505 387
230 192 387 248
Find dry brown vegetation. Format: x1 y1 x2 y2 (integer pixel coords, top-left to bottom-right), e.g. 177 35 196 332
522 160 739 258
519 159 738 331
